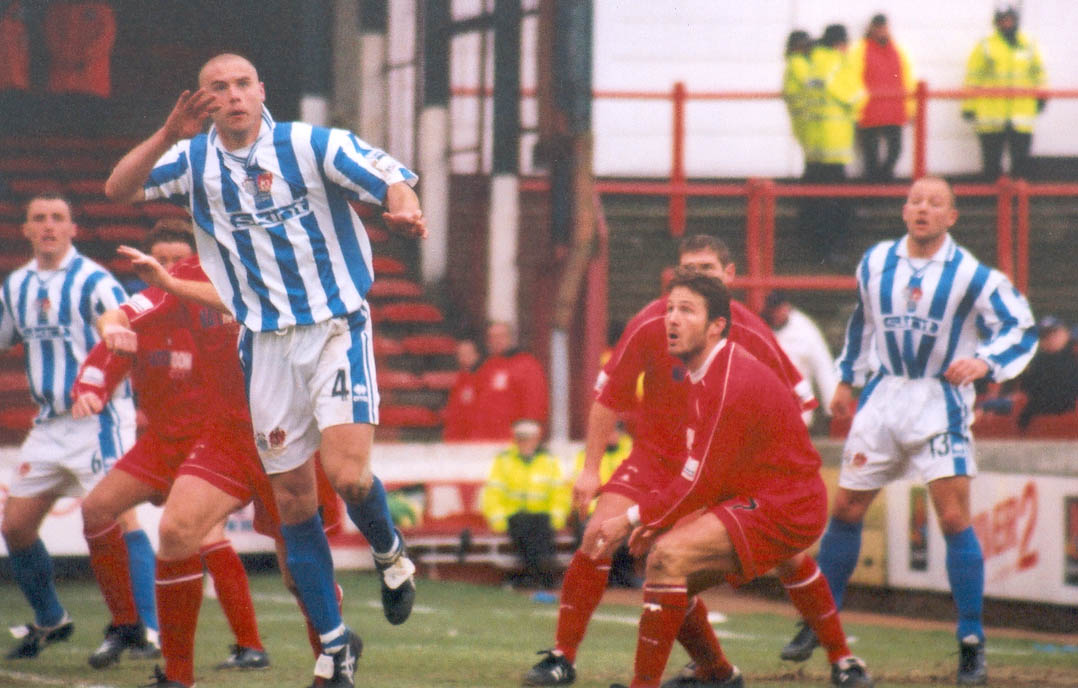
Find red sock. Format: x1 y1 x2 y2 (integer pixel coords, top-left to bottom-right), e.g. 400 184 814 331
553 551 611 663
85 521 139 626
157 555 204 687
676 597 734 680
631 584 689 688
299 582 344 657
781 556 850 663
201 541 263 651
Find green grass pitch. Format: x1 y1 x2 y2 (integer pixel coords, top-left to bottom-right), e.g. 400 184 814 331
1 572 1076 687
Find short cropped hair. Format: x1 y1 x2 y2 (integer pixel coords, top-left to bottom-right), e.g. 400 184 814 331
677 234 733 267
24 191 74 220
667 266 731 335
144 218 196 253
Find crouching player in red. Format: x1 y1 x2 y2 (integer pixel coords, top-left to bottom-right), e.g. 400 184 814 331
595 269 871 688
72 247 343 688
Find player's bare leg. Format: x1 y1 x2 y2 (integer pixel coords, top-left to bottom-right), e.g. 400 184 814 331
81 470 160 667
928 475 986 685
149 475 247 687
2 494 74 659
613 511 740 688
323 422 416 625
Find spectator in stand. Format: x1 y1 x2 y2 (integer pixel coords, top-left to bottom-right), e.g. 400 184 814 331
849 14 915 182
782 29 813 155
442 337 482 441
800 24 865 267
963 5 1047 181
43 0 116 134
472 321 549 441
0 0 30 135
762 291 838 429
480 420 569 590
1016 316 1078 431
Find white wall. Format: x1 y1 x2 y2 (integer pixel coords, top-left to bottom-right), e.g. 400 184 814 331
431 0 1078 177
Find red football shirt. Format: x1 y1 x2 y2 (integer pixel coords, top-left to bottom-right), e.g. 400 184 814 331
73 257 247 439
596 296 815 466
637 341 823 529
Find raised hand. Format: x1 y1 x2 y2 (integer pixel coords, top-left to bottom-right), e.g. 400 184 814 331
163 89 216 142
117 245 173 291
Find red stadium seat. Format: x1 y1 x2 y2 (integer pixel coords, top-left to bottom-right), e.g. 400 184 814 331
0 157 55 175
94 223 147 244
372 255 406 275
368 277 423 299
0 201 22 221
366 226 389 243
372 334 405 357
65 178 106 198
105 256 134 278
401 334 458 356
375 302 444 324
378 369 424 391
1022 411 1078 439
7 177 64 197
0 370 28 393
0 253 30 275
421 370 459 390
0 404 36 432
0 222 22 241
79 202 143 222
378 405 441 428
140 202 191 221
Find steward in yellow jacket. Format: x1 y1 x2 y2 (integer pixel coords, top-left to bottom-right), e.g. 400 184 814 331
803 27 865 166
962 6 1046 179
782 30 813 151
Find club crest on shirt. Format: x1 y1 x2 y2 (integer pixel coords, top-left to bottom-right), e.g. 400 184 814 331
269 427 287 449
257 172 273 194
36 297 50 318
904 285 923 312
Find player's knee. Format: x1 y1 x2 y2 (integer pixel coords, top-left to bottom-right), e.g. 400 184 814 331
644 538 690 582
80 492 116 531
334 470 374 504
158 515 202 558
936 508 970 535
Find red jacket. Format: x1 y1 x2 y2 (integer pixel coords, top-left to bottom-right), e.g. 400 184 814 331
853 37 914 128
471 350 549 441
442 368 480 441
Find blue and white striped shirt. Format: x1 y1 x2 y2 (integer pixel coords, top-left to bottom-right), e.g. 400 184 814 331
0 247 131 421
142 107 418 332
836 235 1037 387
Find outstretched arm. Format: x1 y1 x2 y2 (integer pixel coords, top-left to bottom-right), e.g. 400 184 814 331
105 89 216 203
382 182 427 239
117 246 229 314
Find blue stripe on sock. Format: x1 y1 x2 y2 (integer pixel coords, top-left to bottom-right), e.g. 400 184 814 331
815 517 863 609
124 530 158 632
280 513 344 647
945 527 985 642
10 539 65 627
345 476 396 555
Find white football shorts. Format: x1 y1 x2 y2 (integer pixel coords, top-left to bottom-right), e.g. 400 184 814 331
838 375 977 491
240 307 380 474
9 398 136 498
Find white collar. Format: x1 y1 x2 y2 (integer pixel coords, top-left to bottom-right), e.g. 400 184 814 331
207 105 275 168
688 338 728 384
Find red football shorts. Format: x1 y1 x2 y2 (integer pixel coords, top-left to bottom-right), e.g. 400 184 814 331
712 475 828 587
600 444 680 503
113 429 199 501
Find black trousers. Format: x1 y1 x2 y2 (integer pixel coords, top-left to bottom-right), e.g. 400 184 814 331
507 512 556 588
857 125 902 181
799 162 851 263
978 125 1033 180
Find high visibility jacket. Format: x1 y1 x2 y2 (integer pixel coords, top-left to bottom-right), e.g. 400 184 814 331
572 434 633 516
848 37 915 127
481 446 569 533
782 52 812 149
963 30 1045 134
0 1 29 91
802 45 866 164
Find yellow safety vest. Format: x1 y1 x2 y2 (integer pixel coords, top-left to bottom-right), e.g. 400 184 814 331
802 45 866 164
783 52 812 149
963 30 1045 134
481 446 569 533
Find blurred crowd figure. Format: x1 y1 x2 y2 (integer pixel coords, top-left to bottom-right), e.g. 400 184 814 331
761 291 837 430
443 321 549 442
962 5 1047 181
480 419 569 590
